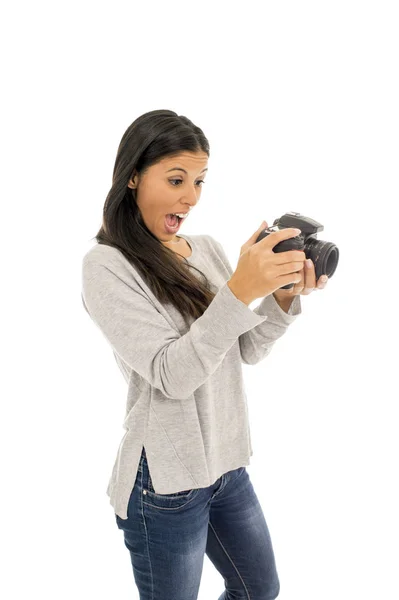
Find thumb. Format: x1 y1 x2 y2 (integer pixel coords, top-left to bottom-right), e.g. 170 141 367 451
257 220 268 233
250 220 268 241
240 220 268 255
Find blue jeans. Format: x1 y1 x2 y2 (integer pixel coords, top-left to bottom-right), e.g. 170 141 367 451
115 447 280 600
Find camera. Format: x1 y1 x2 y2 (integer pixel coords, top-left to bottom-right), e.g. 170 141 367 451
255 212 339 290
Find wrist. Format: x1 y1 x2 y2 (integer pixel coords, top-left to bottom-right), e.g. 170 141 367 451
227 278 252 306
273 291 294 313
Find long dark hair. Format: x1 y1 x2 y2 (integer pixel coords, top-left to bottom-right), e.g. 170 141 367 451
92 109 216 328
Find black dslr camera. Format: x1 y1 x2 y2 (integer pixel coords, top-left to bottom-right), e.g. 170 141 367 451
255 212 339 290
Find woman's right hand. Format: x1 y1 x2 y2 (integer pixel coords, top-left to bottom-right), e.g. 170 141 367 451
227 228 307 305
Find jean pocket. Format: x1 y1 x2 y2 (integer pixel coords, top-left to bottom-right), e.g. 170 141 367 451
143 469 201 509
147 471 196 499
143 485 201 511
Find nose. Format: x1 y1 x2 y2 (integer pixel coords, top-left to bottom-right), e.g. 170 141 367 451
183 185 200 207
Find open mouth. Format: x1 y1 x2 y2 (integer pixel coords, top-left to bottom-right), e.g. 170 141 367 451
164 213 183 233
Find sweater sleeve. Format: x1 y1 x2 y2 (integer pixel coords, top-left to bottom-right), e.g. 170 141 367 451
208 236 302 366
81 252 269 399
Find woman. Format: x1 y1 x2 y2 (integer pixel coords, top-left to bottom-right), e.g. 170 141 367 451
81 109 327 599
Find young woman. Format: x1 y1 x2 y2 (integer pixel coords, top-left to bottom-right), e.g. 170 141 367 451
81 109 327 599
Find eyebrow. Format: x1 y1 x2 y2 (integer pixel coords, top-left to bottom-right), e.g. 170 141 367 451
166 167 208 174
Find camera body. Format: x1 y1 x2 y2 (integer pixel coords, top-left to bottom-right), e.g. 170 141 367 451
255 212 339 290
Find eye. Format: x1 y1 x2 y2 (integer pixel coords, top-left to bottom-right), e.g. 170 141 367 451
169 179 205 187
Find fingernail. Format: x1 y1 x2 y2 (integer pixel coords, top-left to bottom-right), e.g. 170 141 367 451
306 259 312 268
320 275 328 282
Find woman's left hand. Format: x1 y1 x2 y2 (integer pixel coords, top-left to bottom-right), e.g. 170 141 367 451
240 220 328 302
273 258 328 301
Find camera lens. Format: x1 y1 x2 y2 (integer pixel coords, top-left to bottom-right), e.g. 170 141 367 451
305 237 339 280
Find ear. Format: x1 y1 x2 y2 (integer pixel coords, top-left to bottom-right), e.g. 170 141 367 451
128 171 138 189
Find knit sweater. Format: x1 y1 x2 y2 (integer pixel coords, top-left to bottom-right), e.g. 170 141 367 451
81 233 301 519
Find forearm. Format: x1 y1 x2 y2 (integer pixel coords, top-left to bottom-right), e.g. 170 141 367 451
227 278 295 314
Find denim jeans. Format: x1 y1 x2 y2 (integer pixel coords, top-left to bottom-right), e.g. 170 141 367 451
115 447 280 600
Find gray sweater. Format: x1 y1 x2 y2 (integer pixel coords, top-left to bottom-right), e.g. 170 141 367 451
81 233 301 519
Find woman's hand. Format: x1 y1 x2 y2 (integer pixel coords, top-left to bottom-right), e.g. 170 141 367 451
273 258 328 302
238 220 328 305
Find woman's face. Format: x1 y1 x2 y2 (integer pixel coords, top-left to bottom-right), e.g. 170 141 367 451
128 151 208 245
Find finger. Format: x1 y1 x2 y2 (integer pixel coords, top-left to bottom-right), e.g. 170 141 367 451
274 250 306 265
254 220 268 237
248 222 268 244
242 221 269 253
294 267 305 293
304 258 316 290
277 261 306 277
258 227 301 250
276 266 302 291
317 275 328 289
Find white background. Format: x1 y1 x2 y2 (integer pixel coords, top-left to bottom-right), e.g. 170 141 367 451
2 1 398 598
